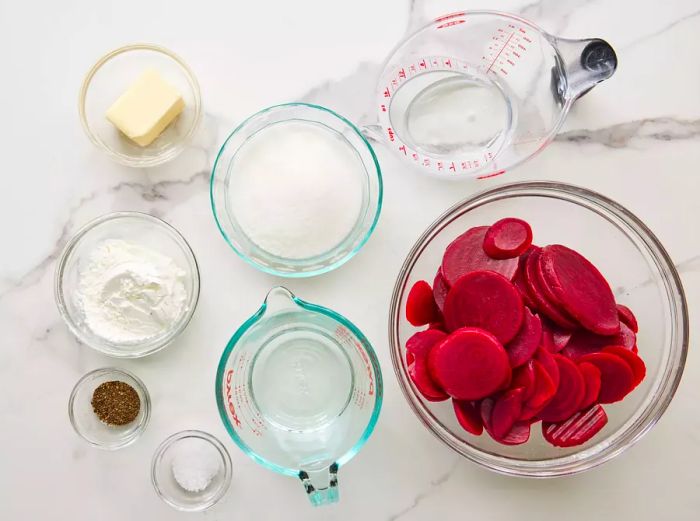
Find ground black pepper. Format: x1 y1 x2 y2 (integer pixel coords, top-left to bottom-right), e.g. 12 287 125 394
91 380 141 426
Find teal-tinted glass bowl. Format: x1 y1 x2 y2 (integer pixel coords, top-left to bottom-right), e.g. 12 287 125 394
210 103 382 278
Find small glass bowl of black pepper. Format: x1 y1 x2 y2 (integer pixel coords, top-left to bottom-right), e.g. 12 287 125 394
69 367 151 450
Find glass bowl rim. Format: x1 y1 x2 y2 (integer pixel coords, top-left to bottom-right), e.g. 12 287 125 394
151 429 233 512
388 180 689 477
209 102 383 278
68 367 152 450
214 286 384 477
54 211 201 358
78 42 202 168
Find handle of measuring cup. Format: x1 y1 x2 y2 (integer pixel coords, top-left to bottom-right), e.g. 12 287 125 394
299 463 339 506
553 37 617 101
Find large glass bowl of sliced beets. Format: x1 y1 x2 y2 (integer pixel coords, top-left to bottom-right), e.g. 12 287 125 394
389 182 688 476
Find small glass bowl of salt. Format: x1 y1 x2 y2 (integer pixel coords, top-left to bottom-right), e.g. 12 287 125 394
151 430 232 512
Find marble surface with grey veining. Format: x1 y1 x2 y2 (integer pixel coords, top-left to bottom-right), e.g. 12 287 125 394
1 0 699 519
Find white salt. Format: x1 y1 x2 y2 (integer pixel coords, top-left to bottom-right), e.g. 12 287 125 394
229 120 364 259
171 439 221 493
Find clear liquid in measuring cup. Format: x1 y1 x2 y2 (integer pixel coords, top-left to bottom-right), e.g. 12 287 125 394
388 66 513 162
250 314 354 434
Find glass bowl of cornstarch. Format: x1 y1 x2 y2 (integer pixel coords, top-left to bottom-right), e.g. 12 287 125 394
55 212 200 358
210 103 383 277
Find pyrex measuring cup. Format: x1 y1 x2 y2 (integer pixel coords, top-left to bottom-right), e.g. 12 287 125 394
372 10 617 179
215 287 382 506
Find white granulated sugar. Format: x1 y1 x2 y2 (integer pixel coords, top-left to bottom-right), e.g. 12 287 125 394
76 239 187 344
229 120 364 259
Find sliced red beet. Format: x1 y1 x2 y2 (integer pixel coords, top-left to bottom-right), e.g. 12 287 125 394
406 280 440 326
428 321 446 332
513 247 537 309
520 360 557 420
492 387 525 439
441 226 518 286
524 248 578 329
443 270 524 344
480 397 495 433
406 330 449 402
535 347 560 390
602 346 646 387
578 362 602 409
562 322 636 360
617 304 639 333
499 421 531 445
483 218 533 259
632 345 639 354
453 399 483 435
428 327 511 400
540 245 620 335
433 269 450 313
542 404 608 448
512 360 536 401
505 307 542 367
541 318 573 354
578 352 635 404
538 355 586 423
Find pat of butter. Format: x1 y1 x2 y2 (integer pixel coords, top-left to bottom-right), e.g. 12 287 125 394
106 69 185 147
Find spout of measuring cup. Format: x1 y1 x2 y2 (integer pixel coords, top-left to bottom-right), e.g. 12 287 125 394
552 37 617 102
299 464 340 506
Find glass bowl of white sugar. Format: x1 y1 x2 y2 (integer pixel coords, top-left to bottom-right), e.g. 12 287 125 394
54 212 200 358
210 103 383 277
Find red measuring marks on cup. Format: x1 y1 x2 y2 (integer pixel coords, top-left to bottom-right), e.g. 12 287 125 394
482 23 531 77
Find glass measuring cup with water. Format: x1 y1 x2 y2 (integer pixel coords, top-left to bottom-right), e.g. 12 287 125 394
215 287 382 506
372 10 617 179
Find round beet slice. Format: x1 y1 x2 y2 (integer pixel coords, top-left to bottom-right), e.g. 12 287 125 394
513 248 537 309
520 360 557 420
617 304 639 333
443 270 524 344
483 218 533 259
602 346 646 387
562 322 636 360
578 352 635 404
524 248 579 329
428 327 511 401
535 347 560 390
512 360 536 401
538 354 586 423
406 330 449 402
505 307 542 368
406 280 440 326
578 361 602 409
542 404 608 448
541 318 573 354
441 226 518 286
540 245 620 335
492 387 525 440
433 269 450 312
453 399 484 436
498 421 531 445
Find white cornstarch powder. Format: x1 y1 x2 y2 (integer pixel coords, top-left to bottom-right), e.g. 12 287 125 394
76 239 188 344
229 120 364 259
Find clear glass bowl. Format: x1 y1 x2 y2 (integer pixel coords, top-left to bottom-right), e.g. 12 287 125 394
79 43 201 167
68 367 151 450
210 103 383 277
389 181 688 476
55 212 200 358
151 430 232 512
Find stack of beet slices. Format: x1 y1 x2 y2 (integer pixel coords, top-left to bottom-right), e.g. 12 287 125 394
405 218 645 448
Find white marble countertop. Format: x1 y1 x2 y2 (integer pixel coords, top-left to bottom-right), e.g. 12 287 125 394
1 0 699 519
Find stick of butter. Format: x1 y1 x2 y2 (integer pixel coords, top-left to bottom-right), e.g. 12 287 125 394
106 69 185 147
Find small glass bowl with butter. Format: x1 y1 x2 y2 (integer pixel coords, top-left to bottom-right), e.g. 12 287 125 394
54 212 200 358
79 43 201 167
